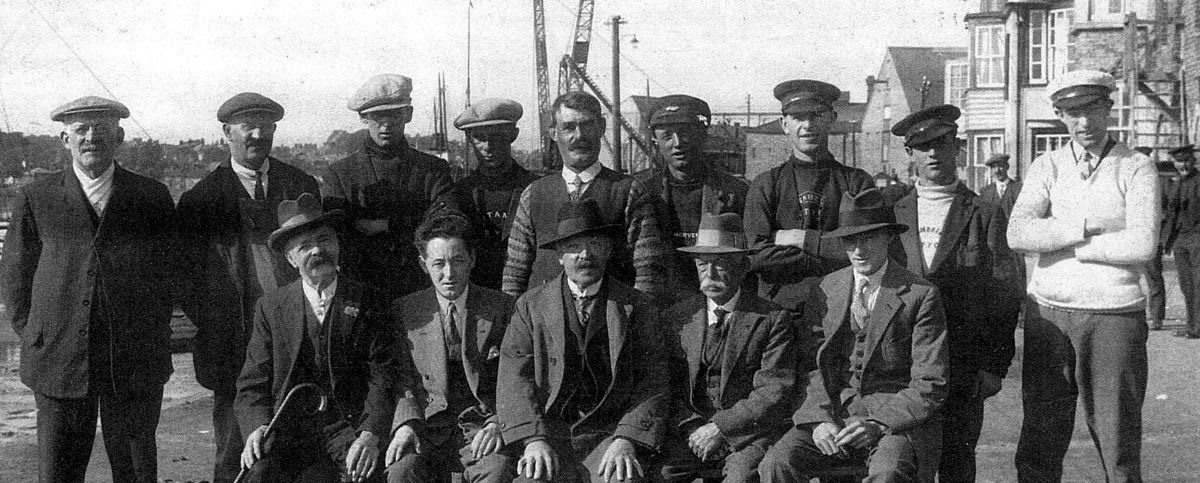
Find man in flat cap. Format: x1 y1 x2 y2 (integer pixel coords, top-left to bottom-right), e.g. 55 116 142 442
451 98 542 290
659 213 797 483
236 193 403 483
1164 144 1200 338
979 153 1022 216
634 94 748 304
888 104 1020 481
758 189 947 482
498 199 670 483
0 96 178 482
177 91 320 483
744 79 874 312
1009 69 1159 482
502 90 668 299
323 74 470 301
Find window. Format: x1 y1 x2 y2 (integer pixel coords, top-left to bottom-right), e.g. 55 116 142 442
1109 0 1124 14
973 135 1004 189
946 60 969 107
975 25 1005 87
1029 8 1074 84
1033 134 1072 159
1110 85 1132 144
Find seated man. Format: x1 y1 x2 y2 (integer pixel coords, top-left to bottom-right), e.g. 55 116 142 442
498 199 670 483
236 193 403 483
660 213 798 483
386 213 517 482
758 189 948 482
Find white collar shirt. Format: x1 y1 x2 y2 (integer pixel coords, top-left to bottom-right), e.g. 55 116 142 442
73 162 115 214
706 289 742 326
301 277 338 324
230 157 270 198
436 286 470 327
851 260 889 312
561 162 603 196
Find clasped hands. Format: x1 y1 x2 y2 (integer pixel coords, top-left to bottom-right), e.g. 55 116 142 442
810 418 886 457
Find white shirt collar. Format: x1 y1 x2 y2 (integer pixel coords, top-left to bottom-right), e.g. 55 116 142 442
72 162 116 212
301 276 337 324
852 259 889 292
706 289 742 326
230 157 270 197
566 277 602 298
561 161 602 185
436 285 470 320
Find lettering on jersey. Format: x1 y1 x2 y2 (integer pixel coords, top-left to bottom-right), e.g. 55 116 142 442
798 191 823 230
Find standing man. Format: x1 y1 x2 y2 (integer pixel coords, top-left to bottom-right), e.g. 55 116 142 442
758 189 948 482
177 92 320 483
502 91 667 298
659 213 797 483
386 214 518 481
1165 144 1200 338
889 105 1021 481
634 94 748 302
1009 70 1159 482
744 80 874 311
323 74 465 300
0 96 178 482
452 98 542 290
979 154 1022 216
498 199 670 483
236 194 401 483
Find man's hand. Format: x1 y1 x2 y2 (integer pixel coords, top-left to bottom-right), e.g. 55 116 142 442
597 437 643 482
1085 215 1125 236
517 439 557 481
384 424 422 467
834 419 885 450
345 431 380 482
810 422 844 456
687 422 727 461
470 422 504 459
355 219 389 236
240 425 269 469
977 370 1004 399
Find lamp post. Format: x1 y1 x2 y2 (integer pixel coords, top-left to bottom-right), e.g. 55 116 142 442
609 15 626 172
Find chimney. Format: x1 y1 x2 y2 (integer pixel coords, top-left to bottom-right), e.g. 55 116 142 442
865 75 877 103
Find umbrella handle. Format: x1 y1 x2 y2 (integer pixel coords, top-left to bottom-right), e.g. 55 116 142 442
231 383 329 483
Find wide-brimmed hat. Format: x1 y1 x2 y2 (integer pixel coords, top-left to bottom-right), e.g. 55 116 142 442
678 213 753 255
822 189 908 239
538 199 623 249
267 193 345 252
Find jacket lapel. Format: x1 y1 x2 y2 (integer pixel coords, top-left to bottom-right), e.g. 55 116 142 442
59 167 99 237
544 277 567 408
681 304 706 399
927 186 973 274
720 296 763 395
464 286 492 394
605 290 631 378
278 282 308 382
411 292 449 398
893 192 925 276
863 268 906 365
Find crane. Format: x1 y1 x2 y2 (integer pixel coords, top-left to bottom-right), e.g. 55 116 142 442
558 0 595 95
532 0 554 168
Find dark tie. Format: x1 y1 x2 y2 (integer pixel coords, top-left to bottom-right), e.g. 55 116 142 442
705 308 729 365
575 294 594 327
568 175 584 201
253 170 265 200
851 277 870 330
1079 152 1094 180
446 303 462 361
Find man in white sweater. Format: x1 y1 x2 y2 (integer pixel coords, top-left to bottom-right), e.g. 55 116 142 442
1008 70 1159 483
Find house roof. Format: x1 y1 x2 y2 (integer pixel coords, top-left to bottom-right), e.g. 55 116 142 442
886 46 968 112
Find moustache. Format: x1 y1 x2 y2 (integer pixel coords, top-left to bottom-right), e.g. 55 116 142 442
568 141 595 151
306 256 335 269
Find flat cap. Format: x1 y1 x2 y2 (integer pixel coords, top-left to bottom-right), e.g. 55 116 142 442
774 79 840 114
218 92 284 123
454 98 523 130
984 153 1011 167
890 104 961 147
649 94 711 128
348 74 413 113
51 96 129 122
1170 145 1196 157
1047 69 1116 110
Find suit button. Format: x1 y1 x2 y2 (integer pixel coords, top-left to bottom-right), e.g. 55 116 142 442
550 357 557 365
426 396 433 403
79 329 87 336
82 299 90 307
423 374 431 380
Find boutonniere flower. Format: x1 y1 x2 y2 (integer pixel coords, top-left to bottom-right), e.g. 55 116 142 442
486 346 501 360
343 305 360 318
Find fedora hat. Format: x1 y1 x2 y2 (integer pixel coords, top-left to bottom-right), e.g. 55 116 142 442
677 212 753 254
267 193 345 252
822 188 908 239
538 199 623 249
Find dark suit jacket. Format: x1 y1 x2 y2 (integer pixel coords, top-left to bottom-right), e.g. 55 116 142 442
392 285 514 431
0 165 177 398
177 158 319 390
664 292 797 450
978 179 1022 218
890 184 1020 383
235 277 402 438
497 275 670 451
795 265 947 433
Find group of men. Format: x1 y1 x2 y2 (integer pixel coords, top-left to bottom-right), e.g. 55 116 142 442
0 67 1156 483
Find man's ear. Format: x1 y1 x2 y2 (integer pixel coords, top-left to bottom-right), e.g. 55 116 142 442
114 126 125 147
222 123 233 139
60 131 70 149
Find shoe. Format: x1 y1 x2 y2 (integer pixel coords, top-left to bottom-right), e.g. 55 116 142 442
1149 319 1163 330
1172 330 1200 339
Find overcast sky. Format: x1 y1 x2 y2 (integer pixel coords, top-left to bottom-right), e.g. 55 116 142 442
0 0 974 150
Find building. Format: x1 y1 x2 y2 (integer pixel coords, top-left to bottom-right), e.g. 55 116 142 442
860 47 969 181
956 0 1187 190
743 92 866 181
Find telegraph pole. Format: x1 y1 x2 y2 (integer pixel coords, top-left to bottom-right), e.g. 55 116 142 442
610 15 625 172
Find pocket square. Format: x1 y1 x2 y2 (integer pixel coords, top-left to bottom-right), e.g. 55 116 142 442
486 346 501 360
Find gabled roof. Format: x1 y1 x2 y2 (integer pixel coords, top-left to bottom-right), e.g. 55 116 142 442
886 46 968 112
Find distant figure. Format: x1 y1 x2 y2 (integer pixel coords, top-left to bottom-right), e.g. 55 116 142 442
1009 69 1159 482
1165 144 1200 338
978 153 1022 217
0 96 178 482
1142 145 1170 330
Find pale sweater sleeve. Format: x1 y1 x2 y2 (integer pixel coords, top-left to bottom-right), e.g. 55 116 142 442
1074 158 1160 265
1006 153 1087 253
501 185 536 296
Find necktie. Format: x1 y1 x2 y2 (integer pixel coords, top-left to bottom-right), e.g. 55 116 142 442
705 308 730 364
447 303 462 360
314 289 329 321
253 170 265 200
575 294 593 327
568 175 584 201
1079 152 1094 180
851 277 870 330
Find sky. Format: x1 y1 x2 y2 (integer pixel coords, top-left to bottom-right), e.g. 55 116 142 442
0 0 975 150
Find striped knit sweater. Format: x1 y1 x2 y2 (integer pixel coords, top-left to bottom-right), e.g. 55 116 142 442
501 166 668 298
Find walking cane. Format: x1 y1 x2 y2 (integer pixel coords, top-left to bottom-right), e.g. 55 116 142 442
232 383 329 483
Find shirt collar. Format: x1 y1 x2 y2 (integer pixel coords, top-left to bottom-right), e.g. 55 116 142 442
852 259 889 290
72 161 115 189
231 157 270 179
1070 138 1112 162
436 285 470 318
561 161 602 184
566 277 602 298
300 276 338 321
706 289 742 325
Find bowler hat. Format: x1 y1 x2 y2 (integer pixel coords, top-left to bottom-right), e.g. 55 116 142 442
218 92 284 123
822 189 908 239
649 94 711 128
51 96 130 122
268 193 345 252
537 199 623 249
677 213 753 255
890 105 960 148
